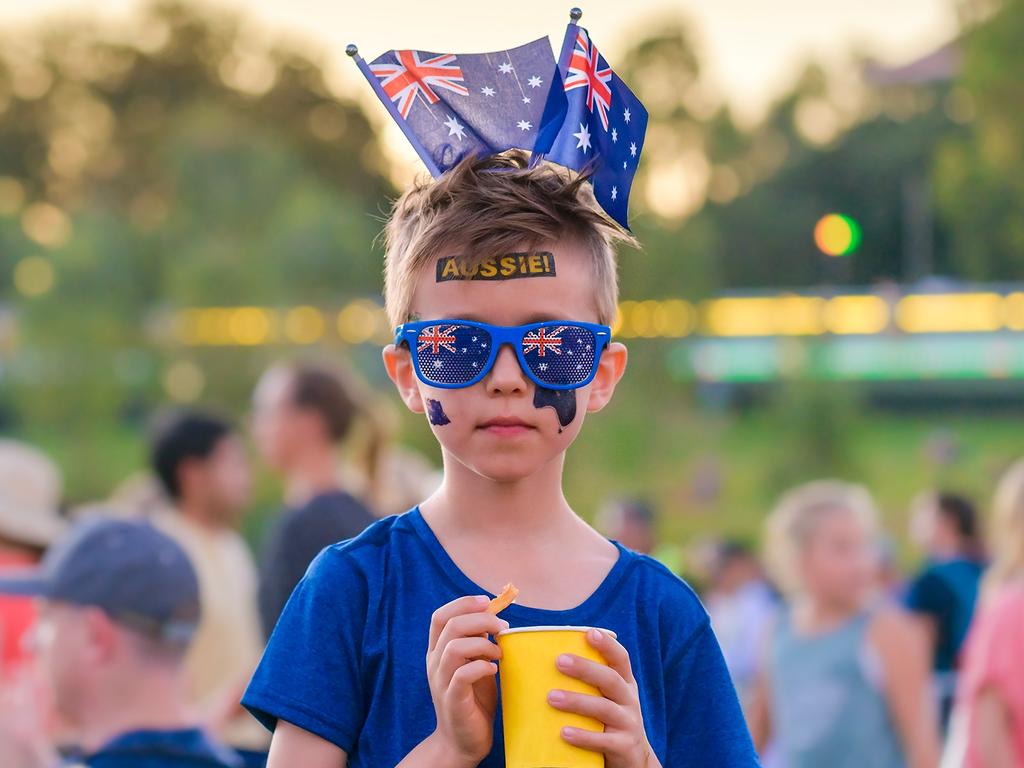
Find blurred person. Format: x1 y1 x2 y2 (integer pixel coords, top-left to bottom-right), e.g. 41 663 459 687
149 410 265 751
905 491 985 731
750 480 939 768
251 361 378 637
950 461 1024 767
705 540 778 713
0 516 242 767
595 496 656 554
0 440 65 677
874 534 905 599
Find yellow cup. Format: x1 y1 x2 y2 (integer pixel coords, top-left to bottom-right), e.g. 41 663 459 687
497 626 612 768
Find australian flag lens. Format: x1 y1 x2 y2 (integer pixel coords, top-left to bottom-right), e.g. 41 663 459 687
416 324 492 386
521 324 597 387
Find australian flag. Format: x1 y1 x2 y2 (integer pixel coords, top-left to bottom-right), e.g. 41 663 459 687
355 23 647 230
542 25 648 229
357 39 568 177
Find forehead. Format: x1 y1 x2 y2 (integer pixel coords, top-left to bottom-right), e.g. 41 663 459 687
409 240 601 325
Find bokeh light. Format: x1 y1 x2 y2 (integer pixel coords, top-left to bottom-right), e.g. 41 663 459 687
814 213 862 257
13 256 56 297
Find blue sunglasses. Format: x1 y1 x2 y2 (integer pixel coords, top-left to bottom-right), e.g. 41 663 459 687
395 319 612 390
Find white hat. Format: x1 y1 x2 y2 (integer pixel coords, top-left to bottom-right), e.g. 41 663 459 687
0 439 65 548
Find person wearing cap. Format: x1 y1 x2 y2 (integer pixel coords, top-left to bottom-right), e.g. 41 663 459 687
0 439 66 678
0 516 244 767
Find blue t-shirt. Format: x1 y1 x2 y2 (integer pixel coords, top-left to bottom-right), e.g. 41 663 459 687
904 557 985 672
66 727 245 767
243 508 757 766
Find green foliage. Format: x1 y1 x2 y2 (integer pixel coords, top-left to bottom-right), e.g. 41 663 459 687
935 0 1024 278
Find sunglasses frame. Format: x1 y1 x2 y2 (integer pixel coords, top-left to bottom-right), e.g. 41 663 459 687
394 319 612 391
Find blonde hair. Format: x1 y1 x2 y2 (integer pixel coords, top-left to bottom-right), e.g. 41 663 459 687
986 459 1024 591
764 479 879 596
382 151 631 329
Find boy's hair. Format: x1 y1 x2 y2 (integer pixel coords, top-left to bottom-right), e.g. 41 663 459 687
150 410 233 501
383 151 631 329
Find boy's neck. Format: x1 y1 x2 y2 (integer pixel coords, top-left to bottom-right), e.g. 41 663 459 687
425 450 575 539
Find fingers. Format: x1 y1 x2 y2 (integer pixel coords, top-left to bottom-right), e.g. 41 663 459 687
560 725 639 756
585 628 635 684
556 653 632 705
448 658 499 699
437 637 503 686
428 596 491 652
435 612 508 656
547 689 630 729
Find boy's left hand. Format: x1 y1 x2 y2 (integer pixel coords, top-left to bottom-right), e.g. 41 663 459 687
547 628 663 768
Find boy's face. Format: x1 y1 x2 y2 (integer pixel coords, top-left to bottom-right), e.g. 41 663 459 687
383 239 627 483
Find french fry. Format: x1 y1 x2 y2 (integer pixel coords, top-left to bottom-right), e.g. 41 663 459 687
486 583 519 615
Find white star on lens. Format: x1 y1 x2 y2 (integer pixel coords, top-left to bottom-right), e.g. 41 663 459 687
432 360 443 368
471 336 478 342
623 161 628 169
472 362 478 367
539 363 548 371
480 86 496 97
443 115 466 141
461 347 467 352
528 75 543 88
481 343 488 348
522 96 531 104
567 349 574 355
611 127 618 142
576 364 584 371
517 119 532 131
629 141 638 157
624 107 631 123
572 122 592 153
611 186 618 201
498 62 514 74
586 344 592 351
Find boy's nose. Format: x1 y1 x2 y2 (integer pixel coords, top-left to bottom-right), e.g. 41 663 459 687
486 344 528 395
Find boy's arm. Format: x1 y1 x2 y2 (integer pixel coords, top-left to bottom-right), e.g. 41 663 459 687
267 721 348 768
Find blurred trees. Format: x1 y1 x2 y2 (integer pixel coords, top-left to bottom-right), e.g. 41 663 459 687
0 1 393 439
934 0 1024 278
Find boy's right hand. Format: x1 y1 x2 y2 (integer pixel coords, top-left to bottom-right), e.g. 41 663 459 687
424 595 508 766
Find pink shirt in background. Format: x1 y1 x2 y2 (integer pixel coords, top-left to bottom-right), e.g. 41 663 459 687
0 550 37 674
959 583 1024 768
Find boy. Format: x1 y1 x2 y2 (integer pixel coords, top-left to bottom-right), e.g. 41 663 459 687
242 153 758 766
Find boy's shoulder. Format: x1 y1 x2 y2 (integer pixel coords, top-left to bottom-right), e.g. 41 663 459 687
624 548 707 615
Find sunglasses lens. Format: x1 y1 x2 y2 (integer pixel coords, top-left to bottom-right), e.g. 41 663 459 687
520 324 598 387
415 324 492 386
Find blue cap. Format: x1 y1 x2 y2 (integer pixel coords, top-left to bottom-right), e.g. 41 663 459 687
0 517 201 645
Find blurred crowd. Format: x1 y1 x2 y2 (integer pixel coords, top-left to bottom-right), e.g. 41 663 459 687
0 362 1022 766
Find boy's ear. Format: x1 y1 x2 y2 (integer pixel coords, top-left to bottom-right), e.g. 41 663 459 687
585 341 627 413
382 344 426 415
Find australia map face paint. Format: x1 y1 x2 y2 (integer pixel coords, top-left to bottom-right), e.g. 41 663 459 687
426 398 451 426
533 387 576 434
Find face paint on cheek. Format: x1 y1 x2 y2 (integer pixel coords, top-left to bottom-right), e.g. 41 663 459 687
425 398 451 426
532 387 576 434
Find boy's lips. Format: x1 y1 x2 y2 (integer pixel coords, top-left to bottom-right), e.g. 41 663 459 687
477 416 536 436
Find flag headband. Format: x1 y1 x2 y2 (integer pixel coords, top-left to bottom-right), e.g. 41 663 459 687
346 7 648 230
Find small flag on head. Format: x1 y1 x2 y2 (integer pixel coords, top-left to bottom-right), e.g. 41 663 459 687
542 18 649 230
347 8 648 230
349 39 568 177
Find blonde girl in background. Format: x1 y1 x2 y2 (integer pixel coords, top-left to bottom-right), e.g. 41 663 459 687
750 480 939 768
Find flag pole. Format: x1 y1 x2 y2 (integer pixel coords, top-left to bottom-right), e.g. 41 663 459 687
346 44 442 177
530 7 582 167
